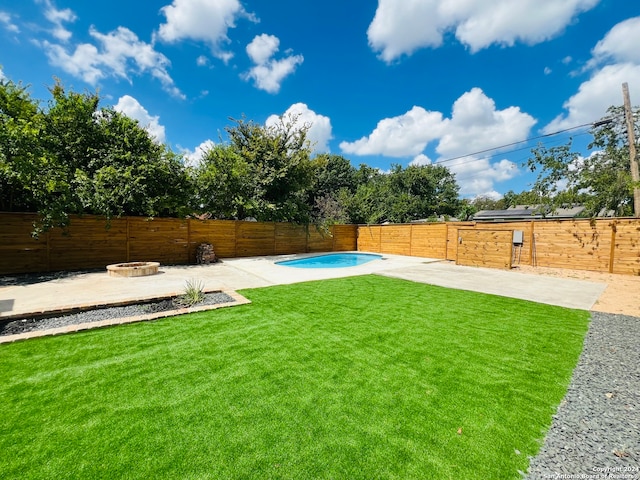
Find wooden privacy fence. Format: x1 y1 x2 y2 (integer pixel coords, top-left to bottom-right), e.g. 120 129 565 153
0 213 357 275
358 219 640 276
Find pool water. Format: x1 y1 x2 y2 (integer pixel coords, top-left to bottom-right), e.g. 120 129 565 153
275 253 383 269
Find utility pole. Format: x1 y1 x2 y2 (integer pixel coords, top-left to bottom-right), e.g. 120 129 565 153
622 82 640 217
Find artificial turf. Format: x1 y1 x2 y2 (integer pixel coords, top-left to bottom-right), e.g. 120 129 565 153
0 275 590 479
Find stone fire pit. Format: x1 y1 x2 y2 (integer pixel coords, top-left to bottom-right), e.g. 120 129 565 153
106 261 160 278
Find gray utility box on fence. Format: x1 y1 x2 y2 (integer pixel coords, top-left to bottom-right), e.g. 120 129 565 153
512 230 524 245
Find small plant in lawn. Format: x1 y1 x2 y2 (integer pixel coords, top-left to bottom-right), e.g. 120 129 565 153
174 279 206 307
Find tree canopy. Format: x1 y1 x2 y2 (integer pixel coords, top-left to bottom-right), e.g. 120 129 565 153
1 77 467 234
526 105 639 217
0 79 190 234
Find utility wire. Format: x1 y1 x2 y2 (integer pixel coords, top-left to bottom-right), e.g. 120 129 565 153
432 117 618 167
446 131 591 171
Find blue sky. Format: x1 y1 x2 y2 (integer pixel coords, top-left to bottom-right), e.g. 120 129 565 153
1 0 640 199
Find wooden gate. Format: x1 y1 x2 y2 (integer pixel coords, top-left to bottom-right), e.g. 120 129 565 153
456 229 513 269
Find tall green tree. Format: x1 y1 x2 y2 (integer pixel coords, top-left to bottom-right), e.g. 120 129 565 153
0 80 42 213
386 164 460 222
193 143 252 219
309 154 357 225
343 173 390 225
343 164 460 224
195 115 317 223
74 108 193 219
1 78 193 234
526 105 639 217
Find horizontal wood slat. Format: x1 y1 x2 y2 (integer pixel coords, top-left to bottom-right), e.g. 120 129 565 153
456 229 513 269
357 218 640 276
0 213 358 274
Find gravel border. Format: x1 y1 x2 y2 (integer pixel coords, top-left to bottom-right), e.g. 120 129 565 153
0 292 236 337
526 311 640 479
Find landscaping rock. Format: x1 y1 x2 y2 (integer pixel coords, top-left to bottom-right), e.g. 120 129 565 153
526 312 640 478
0 292 235 336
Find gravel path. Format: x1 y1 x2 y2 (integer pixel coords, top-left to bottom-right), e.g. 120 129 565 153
0 292 235 337
526 311 640 479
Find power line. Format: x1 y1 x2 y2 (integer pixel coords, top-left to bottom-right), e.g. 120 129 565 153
433 118 615 167
445 131 591 171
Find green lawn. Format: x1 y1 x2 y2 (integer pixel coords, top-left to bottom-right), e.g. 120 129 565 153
0 275 589 479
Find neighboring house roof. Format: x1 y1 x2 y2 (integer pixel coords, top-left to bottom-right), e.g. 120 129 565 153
473 205 586 222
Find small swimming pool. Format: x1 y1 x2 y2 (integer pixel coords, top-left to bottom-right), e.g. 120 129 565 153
275 253 383 269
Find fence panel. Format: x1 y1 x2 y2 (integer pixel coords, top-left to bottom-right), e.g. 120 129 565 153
380 225 412 256
49 217 128 270
307 227 334 253
236 222 276 257
532 220 612 272
410 224 447 258
187 219 238 261
357 226 381 253
275 223 307 255
456 229 513 269
612 220 640 275
0 214 48 274
128 217 189 265
332 225 358 251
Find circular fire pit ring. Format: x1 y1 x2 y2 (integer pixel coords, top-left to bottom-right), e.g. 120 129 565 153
107 261 160 278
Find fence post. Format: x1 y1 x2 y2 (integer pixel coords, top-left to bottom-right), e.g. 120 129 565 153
126 217 130 262
409 224 413 256
273 222 277 254
444 223 448 260
529 221 535 266
187 219 192 264
609 221 617 274
46 229 51 272
332 225 336 252
234 220 239 257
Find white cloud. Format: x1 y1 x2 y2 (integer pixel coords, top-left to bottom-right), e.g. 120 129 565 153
474 190 503 201
341 88 535 197
545 63 640 132
37 0 76 42
340 106 446 157
410 154 432 166
265 103 333 153
545 17 640 133
341 88 535 161
157 0 256 62
446 156 520 197
544 67 552 75
113 95 166 144
589 16 640 66
436 88 536 157
181 139 215 168
242 34 303 94
0 66 5 81
246 33 279 65
0 11 19 33
41 26 184 99
196 55 209 67
368 0 599 61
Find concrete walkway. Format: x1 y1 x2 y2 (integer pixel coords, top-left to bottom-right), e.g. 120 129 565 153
378 261 607 311
0 252 607 319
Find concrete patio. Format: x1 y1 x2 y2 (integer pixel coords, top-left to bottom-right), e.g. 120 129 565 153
0 252 607 319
